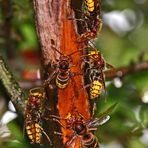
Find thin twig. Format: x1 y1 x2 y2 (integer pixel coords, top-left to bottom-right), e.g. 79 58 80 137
105 61 148 80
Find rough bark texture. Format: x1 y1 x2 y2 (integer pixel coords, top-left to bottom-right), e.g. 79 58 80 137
33 0 90 147
33 0 61 65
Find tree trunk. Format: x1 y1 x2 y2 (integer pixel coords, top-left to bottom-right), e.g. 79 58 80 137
33 0 90 147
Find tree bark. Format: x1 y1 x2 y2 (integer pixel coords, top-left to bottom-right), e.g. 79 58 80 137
33 0 90 147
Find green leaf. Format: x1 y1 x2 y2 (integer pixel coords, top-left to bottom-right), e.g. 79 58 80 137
97 103 118 118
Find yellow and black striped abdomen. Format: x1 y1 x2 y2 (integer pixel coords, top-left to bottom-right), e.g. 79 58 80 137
85 0 95 12
56 73 69 89
26 122 41 144
90 80 102 99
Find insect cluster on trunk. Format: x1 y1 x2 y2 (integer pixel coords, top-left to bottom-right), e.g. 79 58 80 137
23 0 114 147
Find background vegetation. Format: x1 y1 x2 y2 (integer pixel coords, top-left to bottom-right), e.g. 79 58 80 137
0 0 148 148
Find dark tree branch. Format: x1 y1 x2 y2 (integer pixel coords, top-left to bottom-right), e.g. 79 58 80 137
105 61 148 80
0 56 26 115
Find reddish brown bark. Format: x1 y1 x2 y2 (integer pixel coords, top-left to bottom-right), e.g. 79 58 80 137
33 0 90 147
58 1 90 146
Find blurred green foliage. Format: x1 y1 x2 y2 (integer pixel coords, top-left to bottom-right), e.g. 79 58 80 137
96 0 148 148
0 0 148 148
